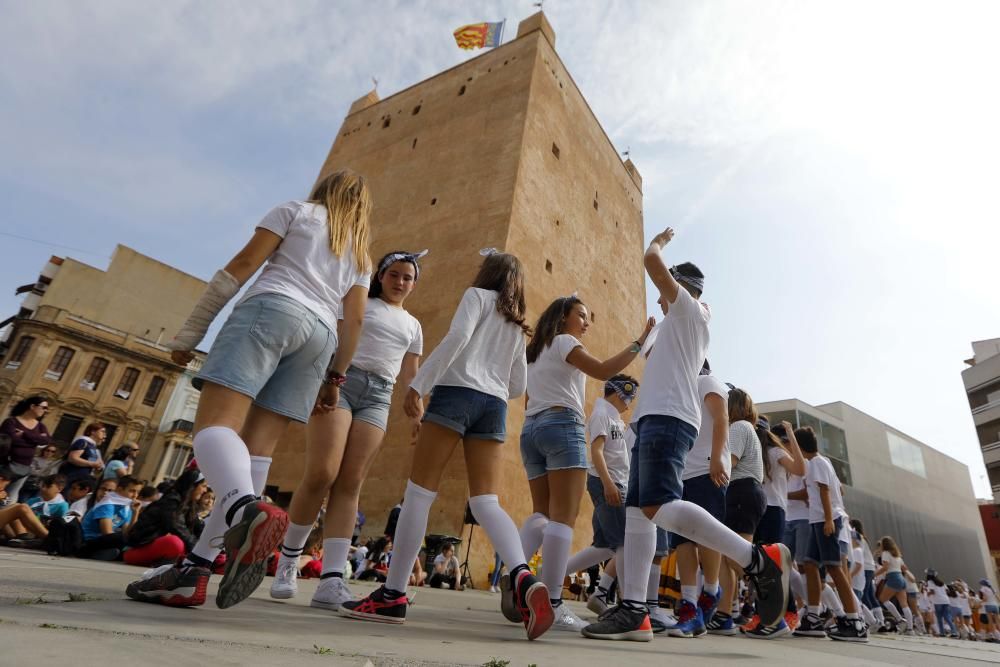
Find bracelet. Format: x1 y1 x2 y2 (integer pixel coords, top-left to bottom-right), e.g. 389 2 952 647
629 341 642 354
323 370 348 387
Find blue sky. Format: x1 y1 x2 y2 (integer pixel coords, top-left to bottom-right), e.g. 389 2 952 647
2 1 998 495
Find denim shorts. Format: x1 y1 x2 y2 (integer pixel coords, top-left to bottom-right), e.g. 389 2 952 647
724 478 766 536
625 415 698 508
424 385 507 442
671 474 727 549
520 408 587 481
755 505 786 545
196 293 335 423
783 519 811 564
805 517 844 566
338 366 394 430
884 571 907 592
587 474 626 549
986 605 999 614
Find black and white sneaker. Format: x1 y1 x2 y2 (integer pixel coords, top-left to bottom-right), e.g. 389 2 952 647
827 617 869 643
744 543 791 628
582 603 653 642
793 612 828 637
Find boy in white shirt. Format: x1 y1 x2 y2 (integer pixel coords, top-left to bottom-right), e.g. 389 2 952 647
582 227 791 642
793 427 868 642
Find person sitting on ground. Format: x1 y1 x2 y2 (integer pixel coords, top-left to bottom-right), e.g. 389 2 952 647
103 444 139 480
26 474 69 521
64 478 95 512
0 470 51 544
69 478 115 519
196 489 214 520
298 529 327 579
137 485 160 509
22 443 63 502
79 475 143 560
429 543 463 590
356 537 392 582
124 469 207 567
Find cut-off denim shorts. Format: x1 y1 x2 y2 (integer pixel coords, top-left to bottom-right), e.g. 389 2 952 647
196 293 335 423
424 385 507 442
587 474 627 549
625 415 698 508
337 366 394 431
519 407 588 481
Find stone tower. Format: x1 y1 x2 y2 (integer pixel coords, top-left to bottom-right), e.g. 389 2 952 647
269 12 646 580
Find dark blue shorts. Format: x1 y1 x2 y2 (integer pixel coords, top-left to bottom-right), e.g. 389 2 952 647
587 474 626 549
670 474 727 549
625 415 698 508
723 478 766 536
805 517 844 566
424 385 507 442
754 505 786 544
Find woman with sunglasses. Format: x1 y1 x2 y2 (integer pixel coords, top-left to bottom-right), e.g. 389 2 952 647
0 396 53 501
104 444 140 480
20 442 63 502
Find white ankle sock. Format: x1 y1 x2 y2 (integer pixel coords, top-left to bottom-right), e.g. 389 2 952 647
682 585 699 604
469 494 528 570
385 481 437 593
281 521 313 558
322 538 352 576
703 581 719 595
193 426 255 523
651 500 753 568
647 562 660 605
540 521 573 602
566 545 614 575
519 512 548 561
599 572 615 591
249 456 272 496
624 507 656 603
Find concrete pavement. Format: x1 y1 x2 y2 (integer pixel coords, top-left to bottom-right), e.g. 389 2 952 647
2 548 998 666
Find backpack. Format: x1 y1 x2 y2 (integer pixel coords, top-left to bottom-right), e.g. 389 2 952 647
44 515 84 557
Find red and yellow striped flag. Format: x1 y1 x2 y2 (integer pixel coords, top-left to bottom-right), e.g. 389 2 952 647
453 21 504 50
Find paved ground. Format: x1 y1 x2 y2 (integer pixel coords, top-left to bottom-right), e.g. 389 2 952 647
2 548 999 666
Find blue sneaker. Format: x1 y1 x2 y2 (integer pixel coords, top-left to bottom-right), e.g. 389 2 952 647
706 612 739 636
698 588 721 625
668 600 706 638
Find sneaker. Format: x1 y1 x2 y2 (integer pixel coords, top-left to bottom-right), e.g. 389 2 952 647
740 614 761 632
649 605 678 631
746 618 792 639
582 603 653 642
587 592 610 616
784 610 799 631
668 601 705 638
698 588 721 624
339 586 408 624
514 569 555 640
216 500 289 609
793 612 828 637
126 562 210 607
827 617 869 643
552 603 588 632
744 543 791 628
706 612 739 636
310 576 353 611
499 573 522 623
269 559 298 599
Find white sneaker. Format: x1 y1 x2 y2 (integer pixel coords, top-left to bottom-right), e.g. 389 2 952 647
310 576 353 611
587 593 609 616
552 603 588 632
270 560 298 599
650 605 678 629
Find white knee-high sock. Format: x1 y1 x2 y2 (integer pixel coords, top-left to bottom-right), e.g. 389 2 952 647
189 506 227 564
790 567 806 601
624 507 657 603
540 521 573 604
647 562 661 605
858 597 876 626
193 426 255 522
280 521 313 559
249 456 272 496
566 546 614 575
902 606 914 628
615 548 627 597
873 606 885 623
519 512 548 561
822 584 844 616
884 600 903 622
321 538 352 576
651 500 753 568
470 494 528 571
385 481 437 593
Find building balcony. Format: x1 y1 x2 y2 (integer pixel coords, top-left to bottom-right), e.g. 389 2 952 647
984 441 1000 466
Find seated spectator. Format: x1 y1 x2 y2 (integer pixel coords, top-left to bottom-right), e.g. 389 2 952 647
0 470 50 544
103 443 139 481
64 478 95 512
429 543 463 590
69 478 115 518
197 489 214 520
410 550 427 587
350 540 370 573
59 423 107 483
137 485 160 509
123 469 207 567
26 474 69 521
298 528 326 579
356 537 392 582
79 475 143 560
21 443 63 502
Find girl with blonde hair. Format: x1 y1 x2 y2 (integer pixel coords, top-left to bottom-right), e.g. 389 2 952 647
126 170 373 610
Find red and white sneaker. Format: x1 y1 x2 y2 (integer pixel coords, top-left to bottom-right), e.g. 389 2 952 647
126 562 210 607
216 500 289 609
514 569 555 640
339 586 408 624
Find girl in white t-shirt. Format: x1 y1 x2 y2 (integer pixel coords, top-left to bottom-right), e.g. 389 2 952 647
980 579 1000 640
755 418 806 544
126 170 373 610
874 536 913 631
340 250 552 640
517 295 654 632
271 250 426 607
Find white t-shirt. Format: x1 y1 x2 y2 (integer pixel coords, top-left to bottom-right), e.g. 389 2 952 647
526 334 585 418
851 547 866 591
410 288 527 401
926 581 949 606
68 496 90 518
982 586 999 606
587 398 630 489
682 375 731 481
957 594 972 616
785 468 809 522
349 298 423 381
805 454 846 524
763 446 791 509
434 554 459 576
861 537 876 570
729 421 764 483
632 285 710 430
880 552 903 573
241 201 371 333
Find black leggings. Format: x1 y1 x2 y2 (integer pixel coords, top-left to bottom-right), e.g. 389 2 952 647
80 533 126 560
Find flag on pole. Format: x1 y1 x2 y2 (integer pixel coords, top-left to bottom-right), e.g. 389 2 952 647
453 21 505 50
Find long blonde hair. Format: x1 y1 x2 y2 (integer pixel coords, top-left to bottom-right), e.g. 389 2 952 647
308 170 373 274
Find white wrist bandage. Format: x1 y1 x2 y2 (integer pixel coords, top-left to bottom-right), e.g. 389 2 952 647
166 269 240 351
